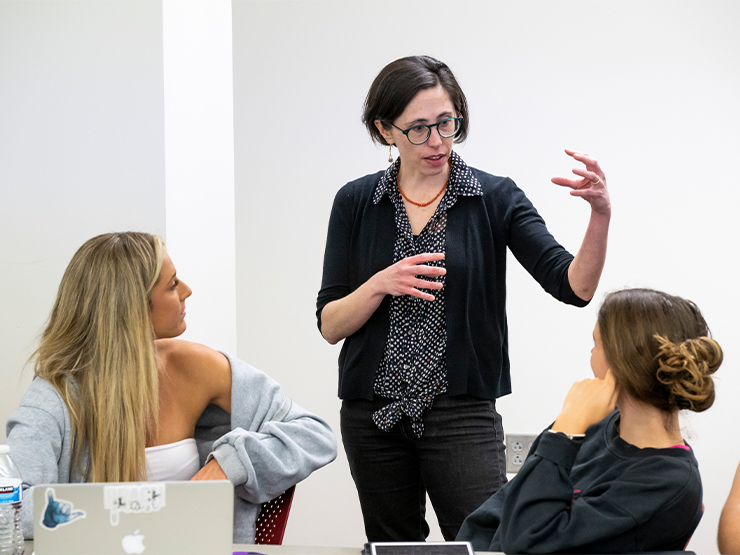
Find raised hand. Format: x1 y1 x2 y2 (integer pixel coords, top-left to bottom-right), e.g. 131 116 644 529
552 149 611 216
378 252 446 301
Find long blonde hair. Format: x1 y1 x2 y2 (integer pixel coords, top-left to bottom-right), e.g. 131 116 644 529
33 232 165 482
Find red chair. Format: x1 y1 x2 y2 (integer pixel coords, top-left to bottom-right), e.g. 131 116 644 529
254 485 296 545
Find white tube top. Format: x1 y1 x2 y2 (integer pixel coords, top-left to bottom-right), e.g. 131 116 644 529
145 438 200 481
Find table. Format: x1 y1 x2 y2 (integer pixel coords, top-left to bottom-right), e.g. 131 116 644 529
24 541 499 555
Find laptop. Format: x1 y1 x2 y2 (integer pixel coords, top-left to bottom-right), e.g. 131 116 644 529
33 481 233 555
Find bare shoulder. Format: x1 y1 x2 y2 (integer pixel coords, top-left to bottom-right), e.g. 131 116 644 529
155 339 231 381
153 341 233 433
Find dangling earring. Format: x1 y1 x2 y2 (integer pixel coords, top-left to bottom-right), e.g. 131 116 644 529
388 144 394 163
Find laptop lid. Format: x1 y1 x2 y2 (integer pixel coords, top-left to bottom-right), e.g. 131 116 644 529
33 481 233 555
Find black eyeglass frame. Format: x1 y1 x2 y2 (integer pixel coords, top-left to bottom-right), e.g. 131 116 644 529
387 116 464 145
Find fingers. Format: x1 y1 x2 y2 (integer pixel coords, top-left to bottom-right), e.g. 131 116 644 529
399 253 446 299
602 368 618 400
399 253 446 281
403 275 444 301
405 252 445 265
564 148 601 170
552 149 610 215
565 148 592 163
410 261 444 297
414 276 443 291
384 252 446 301
559 149 606 184
551 176 582 190
413 264 446 278
557 372 618 433
414 276 443 289
409 288 437 302
570 167 602 185
551 167 604 190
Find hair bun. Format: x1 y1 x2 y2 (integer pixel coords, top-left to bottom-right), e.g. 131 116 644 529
654 335 723 412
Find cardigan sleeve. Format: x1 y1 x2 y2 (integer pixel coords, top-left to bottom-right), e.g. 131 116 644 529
501 178 588 307
316 184 355 332
208 355 337 505
6 378 71 539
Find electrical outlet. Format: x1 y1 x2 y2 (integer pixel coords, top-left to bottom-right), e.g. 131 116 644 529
505 433 538 474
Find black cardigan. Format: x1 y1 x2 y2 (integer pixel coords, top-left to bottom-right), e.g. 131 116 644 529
316 167 588 401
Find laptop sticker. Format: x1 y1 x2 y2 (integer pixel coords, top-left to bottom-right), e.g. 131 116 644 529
104 484 167 526
40 487 87 530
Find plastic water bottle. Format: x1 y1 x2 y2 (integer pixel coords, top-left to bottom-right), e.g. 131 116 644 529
0 445 24 555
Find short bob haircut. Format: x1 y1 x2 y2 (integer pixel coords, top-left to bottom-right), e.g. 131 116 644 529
362 55 469 146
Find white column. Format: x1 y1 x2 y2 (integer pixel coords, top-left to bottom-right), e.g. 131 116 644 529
162 0 237 353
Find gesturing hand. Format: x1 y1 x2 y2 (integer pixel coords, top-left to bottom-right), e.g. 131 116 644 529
552 369 618 436
551 149 611 216
379 252 446 301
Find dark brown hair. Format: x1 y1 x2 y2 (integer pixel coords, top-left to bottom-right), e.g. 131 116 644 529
362 55 469 145
598 288 722 413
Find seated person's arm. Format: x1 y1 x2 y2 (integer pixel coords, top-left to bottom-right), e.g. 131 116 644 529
719 462 740 554
202 353 337 504
6 380 69 539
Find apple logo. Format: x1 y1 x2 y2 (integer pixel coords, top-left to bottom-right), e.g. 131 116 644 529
122 530 146 554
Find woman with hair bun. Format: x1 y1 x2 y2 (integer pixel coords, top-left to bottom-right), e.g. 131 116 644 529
6 232 337 543
458 288 722 553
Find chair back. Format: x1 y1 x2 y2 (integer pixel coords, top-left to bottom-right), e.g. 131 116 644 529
254 485 296 545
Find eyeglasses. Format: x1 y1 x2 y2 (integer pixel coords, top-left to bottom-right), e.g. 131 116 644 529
387 117 463 145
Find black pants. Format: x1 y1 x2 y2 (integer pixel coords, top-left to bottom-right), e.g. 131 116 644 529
341 395 507 542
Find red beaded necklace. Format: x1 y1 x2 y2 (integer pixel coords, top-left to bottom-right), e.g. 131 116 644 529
397 157 451 207
397 178 448 207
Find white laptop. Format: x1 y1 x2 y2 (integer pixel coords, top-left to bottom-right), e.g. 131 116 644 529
33 481 233 555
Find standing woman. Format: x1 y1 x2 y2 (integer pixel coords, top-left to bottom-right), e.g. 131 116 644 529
316 55 611 541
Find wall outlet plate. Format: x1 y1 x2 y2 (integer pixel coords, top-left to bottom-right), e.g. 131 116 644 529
505 433 538 473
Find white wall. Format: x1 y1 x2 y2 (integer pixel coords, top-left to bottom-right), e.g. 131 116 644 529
0 0 166 435
1 0 738 552
232 0 740 551
162 0 237 354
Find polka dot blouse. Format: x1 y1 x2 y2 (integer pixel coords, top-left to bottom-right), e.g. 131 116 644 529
371 151 482 438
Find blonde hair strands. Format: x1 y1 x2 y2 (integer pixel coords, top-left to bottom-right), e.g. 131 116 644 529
33 232 165 482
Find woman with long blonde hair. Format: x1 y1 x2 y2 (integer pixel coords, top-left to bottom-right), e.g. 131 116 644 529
458 288 722 553
7 232 337 543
